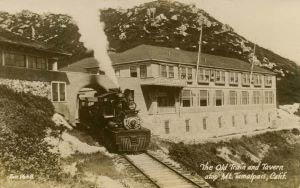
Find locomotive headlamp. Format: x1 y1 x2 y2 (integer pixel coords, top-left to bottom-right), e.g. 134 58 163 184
128 101 137 110
124 116 141 130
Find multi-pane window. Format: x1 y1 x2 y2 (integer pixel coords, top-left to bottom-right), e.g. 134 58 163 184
180 67 186 79
199 90 209 106
242 73 250 85
181 90 193 107
160 65 167 78
168 66 174 78
229 91 238 105
215 70 225 84
187 68 193 81
198 68 210 83
265 76 272 87
4 52 26 67
229 72 239 85
140 65 147 78
180 67 193 81
253 74 262 86
241 91 249 105
51 82 66 102
130 66 137 77
28 56 47 70
265 91 274 104
253 91 261 104
215 90 224 106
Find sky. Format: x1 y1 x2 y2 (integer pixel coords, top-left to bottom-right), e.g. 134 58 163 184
187 0 300 64
0 0 299 65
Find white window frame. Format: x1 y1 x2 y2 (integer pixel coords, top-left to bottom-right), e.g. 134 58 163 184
229 72 239 85
130 66 137 77
215 70 225 84
181 89 193 107
215 90 224 106
241 91 249 105
198 68 210 83
253 74 262 86
180 66 187 80
229 91 238 105
242 73 250 86
199 90 209 107
253 91 261 104
265 91 274 104
51 81 67 102
168 66 174 78
160 64 167 78
140 64 147 78
265 75 272 87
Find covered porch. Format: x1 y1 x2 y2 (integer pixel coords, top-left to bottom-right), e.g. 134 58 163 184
141 85 182 115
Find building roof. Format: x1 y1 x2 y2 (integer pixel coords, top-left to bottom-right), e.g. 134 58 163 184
60 57 98 72
109 45 274 74
0 28 71 56
63 44 274 75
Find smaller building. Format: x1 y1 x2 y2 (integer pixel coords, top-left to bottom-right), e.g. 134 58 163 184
0 28 70 99
0 29 117 123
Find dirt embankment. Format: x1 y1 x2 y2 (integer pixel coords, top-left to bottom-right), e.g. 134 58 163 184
167 128 300 188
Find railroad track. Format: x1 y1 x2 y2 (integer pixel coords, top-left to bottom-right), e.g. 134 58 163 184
123 152 212 188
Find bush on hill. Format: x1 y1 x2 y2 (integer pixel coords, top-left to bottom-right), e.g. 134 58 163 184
0 85 62 179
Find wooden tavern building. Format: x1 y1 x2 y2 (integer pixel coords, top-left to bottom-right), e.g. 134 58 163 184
64 44 277 138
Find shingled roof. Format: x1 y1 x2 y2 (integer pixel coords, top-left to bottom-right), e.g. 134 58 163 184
0 28 70 56
110 45 274 74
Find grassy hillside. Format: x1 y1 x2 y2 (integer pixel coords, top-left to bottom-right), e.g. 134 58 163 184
168 129 300 188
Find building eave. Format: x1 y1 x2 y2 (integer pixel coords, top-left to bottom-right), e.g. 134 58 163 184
0 40 71 57
112 59 275 75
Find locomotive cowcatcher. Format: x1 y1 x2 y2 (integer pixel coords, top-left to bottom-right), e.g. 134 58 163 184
79 89 150 153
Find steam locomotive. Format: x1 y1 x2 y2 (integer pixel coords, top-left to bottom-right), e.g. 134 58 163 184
79 89 150 153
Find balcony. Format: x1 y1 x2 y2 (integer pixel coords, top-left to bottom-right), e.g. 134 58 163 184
140 77 186 87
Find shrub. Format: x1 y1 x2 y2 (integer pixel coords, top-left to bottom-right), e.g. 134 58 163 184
0 85 54 117
0 128 61 179
0 85 61 179
292 128 300 135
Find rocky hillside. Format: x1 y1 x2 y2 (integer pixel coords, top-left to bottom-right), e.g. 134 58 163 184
100 1 300 104
100 0 297 76
0 1 300 104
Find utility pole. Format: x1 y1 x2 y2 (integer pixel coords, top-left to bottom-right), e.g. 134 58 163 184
195 22 203 85
249 43 256 85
